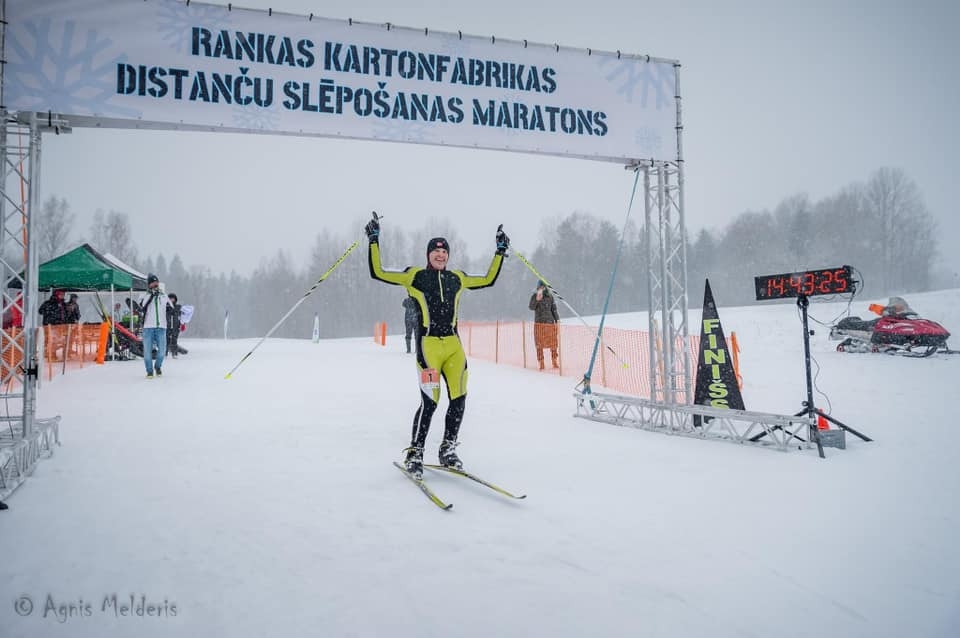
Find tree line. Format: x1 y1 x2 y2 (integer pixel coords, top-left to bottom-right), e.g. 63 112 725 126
19 166 942 339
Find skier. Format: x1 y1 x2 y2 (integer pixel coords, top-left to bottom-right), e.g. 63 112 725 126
365 216 509 479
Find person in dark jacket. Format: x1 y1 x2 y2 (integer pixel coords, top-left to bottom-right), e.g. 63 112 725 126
64 293 81 323
529 281 560 370
367 217 509 479
166 293 182 357
402 296 419 354
38 289 67 325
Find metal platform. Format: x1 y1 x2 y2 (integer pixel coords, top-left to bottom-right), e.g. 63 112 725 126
0 416 61 501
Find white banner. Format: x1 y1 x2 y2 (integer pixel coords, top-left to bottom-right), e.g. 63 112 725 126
4 0 679 163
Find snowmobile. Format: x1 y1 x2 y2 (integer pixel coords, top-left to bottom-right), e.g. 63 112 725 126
830 297 956 358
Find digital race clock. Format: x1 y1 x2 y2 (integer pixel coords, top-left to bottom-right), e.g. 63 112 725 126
754 266 855 301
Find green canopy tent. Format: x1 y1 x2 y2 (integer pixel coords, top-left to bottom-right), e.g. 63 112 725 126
7 244 148 362
7 243 147 291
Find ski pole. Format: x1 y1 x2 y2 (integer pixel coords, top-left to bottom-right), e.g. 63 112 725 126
224 238 361 379
512 249 629 369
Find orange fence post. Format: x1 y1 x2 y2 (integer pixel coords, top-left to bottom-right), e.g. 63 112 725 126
521 321 527 369
730 331 743 389
97 321 110 364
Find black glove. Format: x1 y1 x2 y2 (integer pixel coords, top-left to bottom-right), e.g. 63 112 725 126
495 227 510 255
364 218 380 243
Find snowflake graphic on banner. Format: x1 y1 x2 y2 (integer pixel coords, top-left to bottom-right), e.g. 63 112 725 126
5 13 138 119
595 56 674 109
158 1 235 54
370 115 438 145
231 104 281 132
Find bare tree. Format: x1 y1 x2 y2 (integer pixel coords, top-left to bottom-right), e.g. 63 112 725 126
89 209 138 263
37 196 75 261
862 167 937 292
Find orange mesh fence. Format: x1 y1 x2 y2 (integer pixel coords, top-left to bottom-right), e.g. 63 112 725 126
2 322 116 387
41 323 109 380
460 320 700 398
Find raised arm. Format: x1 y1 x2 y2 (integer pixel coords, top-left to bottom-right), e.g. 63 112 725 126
460 253 504 290
367 234 413 287
461 226 509 290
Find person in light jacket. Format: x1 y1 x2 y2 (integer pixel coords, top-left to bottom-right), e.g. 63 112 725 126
137 274 172 378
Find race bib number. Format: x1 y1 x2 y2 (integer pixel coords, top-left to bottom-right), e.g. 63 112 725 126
420 368 440 394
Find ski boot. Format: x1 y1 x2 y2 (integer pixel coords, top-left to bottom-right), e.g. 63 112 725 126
438 440 463 470
403 446 424 480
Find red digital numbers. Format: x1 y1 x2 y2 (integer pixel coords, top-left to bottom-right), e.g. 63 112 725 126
817 270 834 294
803 272 815 295
755 266 853 300
833 268 848 292
766 278 785 298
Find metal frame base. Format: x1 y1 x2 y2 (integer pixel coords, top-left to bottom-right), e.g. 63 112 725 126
0 416 60 500
574 390 816 452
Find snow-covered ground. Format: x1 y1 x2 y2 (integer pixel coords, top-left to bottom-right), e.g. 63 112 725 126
2 289 958 638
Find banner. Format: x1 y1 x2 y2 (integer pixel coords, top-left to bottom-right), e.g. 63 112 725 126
693 280 745 419
4 0 678 163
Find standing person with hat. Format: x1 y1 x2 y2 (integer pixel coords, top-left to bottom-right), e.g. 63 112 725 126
529 280 560 370
137 274 172 378
365 215 510 479
38 289 67 325
166 293 182 357
401 296 419 354
64 293 81 324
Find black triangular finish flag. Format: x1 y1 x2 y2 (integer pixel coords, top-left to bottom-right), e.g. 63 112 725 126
694 280 745 419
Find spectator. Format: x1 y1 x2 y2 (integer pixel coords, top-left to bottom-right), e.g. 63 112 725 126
38 289 67 325
529 281 560 370
2 292 23 330
122 298 139 330
166 293 182 357
402 296 419 354
137 274 172 378
64 293 81 323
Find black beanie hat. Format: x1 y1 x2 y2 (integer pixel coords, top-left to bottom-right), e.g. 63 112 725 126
426 237 450 255
147 273 159 284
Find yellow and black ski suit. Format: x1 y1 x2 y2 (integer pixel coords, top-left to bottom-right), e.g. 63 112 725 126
368 242 504 449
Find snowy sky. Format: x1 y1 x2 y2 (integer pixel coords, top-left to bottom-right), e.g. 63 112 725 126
38 0 960 277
